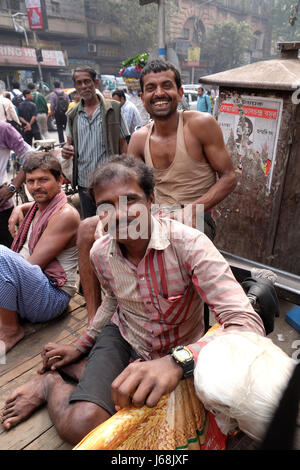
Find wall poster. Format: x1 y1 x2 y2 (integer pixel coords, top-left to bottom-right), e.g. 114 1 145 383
218 95 283 190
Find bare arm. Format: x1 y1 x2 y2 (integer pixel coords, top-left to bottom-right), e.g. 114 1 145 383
27 205 80 269
127 126 148 161
189 113 237 211
119 137 128 155
8 201 34 237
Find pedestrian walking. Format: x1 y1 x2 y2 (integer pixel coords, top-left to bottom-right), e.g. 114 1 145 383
196 86 211 114
10 81 24 109
50 81 69 144
17 89 41 145
28 82 49 139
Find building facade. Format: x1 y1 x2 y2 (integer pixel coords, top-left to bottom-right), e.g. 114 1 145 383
0 0 122 90
169 0 273 83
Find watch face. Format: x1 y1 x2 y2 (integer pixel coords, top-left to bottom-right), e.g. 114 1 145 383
175 348 192 362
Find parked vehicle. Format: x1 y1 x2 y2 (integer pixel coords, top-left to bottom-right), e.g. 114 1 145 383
182 88 198 110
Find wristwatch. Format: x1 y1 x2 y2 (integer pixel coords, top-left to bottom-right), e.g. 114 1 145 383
8 183 16 193
171 346 194 379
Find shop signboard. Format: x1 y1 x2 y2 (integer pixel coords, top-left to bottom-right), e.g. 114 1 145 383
0 45 66 67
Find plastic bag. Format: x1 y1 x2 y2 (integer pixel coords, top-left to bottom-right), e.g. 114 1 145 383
194 331 296 441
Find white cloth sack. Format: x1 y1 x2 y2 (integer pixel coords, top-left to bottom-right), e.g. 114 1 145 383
194 331 296 441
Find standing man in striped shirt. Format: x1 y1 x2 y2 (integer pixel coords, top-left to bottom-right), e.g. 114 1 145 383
62 66 129 220
1 156 265 445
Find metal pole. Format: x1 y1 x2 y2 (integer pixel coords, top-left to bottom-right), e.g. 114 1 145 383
33 31 44 93
157 0 166 60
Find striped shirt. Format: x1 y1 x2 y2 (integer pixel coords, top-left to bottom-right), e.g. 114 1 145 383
66 100 129 188
76 216 265 361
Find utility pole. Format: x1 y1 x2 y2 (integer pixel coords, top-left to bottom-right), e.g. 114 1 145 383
157 0 166 60
139 0 166 60
32 31 44 93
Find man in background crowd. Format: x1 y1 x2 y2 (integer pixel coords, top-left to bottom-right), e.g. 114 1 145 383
18 89 41 146
10 81 24 109
197 86 211 114
112 89 142 135
0 121 32 247
50 81 69 144
28 83 49 140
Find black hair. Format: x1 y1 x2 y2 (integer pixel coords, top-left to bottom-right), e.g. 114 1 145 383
23 89 31 97
11 81 20 89
89 155 155 201
23 152 62 181
237 116 253 136
112 89 126 100
140 59 182 92
54 80 61 88
72 66 98 83
27 82 36 90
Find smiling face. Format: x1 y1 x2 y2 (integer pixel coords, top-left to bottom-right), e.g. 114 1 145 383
94 174 153 245
141 70 183 119
73 71 99 102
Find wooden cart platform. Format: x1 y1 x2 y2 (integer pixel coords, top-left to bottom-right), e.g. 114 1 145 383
0 293 87 450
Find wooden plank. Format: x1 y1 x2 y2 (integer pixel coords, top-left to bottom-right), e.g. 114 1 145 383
0 293 88 451
0 325 86 450
23 425 72 451
0 323 86 388
0 306 88 378
0 407 53 450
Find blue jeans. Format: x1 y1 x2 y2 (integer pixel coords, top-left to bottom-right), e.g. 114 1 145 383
0 245 70 322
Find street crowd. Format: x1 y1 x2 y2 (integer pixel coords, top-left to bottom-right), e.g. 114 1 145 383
0 60 297 450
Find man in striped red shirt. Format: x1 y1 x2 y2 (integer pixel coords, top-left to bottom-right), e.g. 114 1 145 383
1 156 264 445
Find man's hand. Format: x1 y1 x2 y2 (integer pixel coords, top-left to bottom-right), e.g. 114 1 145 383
38 342 83 374
0 184 13 207
61 143 74 160
8 205 25 237
111 355 183 411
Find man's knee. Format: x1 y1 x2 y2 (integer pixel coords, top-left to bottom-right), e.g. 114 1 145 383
76 216 99 249
59 400 110 445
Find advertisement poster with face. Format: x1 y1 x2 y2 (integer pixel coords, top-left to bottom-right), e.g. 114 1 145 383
217 96 283 190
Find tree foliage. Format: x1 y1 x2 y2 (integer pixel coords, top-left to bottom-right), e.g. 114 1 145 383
90 0 177 60
201 21 253 74
271 0 300 47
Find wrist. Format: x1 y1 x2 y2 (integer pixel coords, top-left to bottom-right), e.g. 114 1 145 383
170 346 194 379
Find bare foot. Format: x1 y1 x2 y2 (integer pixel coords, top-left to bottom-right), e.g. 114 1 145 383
1 372 55 430
0 325 24 353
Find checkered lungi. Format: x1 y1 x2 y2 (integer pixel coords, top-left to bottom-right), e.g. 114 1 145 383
0 244 70 322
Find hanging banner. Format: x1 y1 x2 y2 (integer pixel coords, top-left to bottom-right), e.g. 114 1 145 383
187 47 200 67
217 95 283 190
25 0 46 31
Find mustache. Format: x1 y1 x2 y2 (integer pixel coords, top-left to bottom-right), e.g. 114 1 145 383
32 190 47 196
